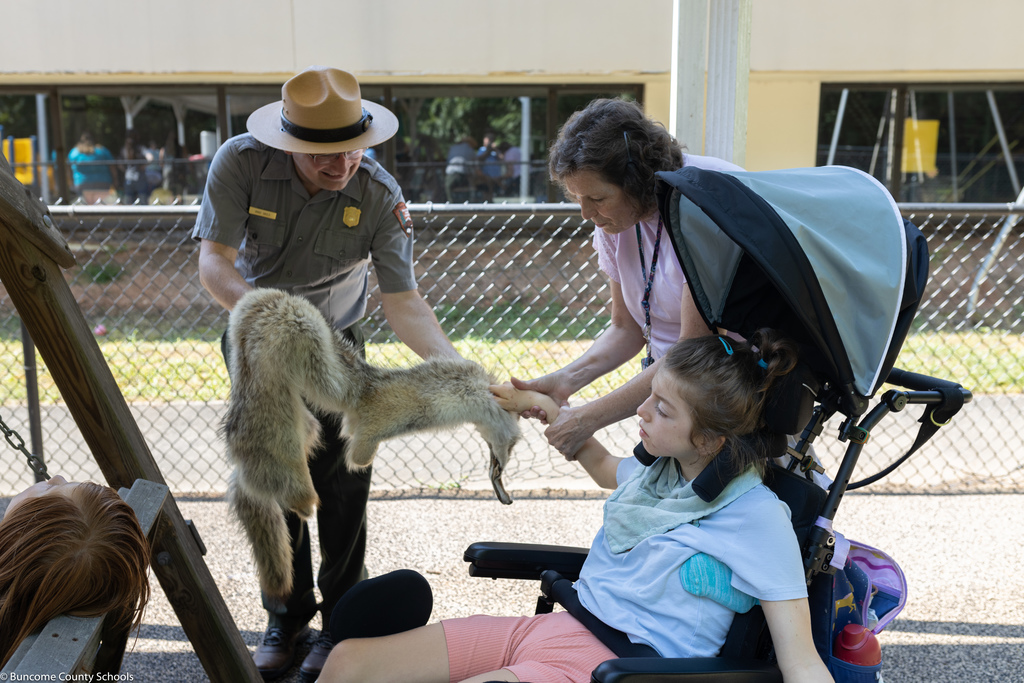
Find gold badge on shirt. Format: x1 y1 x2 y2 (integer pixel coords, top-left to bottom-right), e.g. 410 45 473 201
343 206 361 227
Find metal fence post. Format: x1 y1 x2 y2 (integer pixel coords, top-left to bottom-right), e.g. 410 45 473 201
19 319 46 483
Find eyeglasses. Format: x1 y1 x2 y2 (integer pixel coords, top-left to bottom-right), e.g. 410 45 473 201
306 149 365 165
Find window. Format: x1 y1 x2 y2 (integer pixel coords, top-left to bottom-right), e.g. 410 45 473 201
2 83 641 203
818 85 1024 203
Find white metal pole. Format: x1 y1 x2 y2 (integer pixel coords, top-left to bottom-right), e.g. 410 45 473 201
670 0 708 152
968 184 1024 316
704 0 750 165
947 91 959 202
869 90 893 178
909 89 924 185
986 90 1021 194
519 96 531 202
826 89 849 166
36 94 51 203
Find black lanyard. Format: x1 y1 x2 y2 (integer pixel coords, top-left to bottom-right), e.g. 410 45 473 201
636 216 663 370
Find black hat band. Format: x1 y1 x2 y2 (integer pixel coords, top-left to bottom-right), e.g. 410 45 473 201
280 108 373 143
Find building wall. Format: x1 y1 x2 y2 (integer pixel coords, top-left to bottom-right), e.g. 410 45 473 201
738 0 1024 169
749 0 1024 74
4 0 1024 171
0 0 672 81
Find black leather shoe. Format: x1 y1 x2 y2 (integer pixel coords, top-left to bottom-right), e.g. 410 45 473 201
253 625 310 680
299 631 334 682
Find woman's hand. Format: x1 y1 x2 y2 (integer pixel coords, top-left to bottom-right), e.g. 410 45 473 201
542 404 596 461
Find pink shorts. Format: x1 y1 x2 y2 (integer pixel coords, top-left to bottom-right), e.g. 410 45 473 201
442 611 618 683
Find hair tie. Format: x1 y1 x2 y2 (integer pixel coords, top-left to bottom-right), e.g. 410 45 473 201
758 358 768 369
718 336 734 355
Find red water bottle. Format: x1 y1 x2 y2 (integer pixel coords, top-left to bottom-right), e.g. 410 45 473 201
834 624 882 666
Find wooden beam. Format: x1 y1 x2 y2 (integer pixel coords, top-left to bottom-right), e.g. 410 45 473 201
0 155 260 682
2 615 103 675
94 479 172 675
0 162 74 268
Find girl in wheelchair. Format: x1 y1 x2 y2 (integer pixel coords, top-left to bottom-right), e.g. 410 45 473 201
319 331 833 683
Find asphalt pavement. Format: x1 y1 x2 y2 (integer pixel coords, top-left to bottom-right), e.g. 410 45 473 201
2 391 1022 682
3 486 1020 682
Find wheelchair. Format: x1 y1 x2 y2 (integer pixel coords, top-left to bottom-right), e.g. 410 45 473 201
463 166 971 682
330 166 971 682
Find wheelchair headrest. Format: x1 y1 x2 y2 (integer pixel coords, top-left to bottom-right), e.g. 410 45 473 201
764 359 821 435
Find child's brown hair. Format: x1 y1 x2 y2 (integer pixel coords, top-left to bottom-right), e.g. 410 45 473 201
0 482 151 667
660 329 799 476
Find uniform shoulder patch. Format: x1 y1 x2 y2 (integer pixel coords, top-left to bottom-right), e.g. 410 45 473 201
392 202 413 237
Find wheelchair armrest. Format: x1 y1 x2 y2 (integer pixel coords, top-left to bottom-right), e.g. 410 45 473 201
592 656 782 683
464 541 589 581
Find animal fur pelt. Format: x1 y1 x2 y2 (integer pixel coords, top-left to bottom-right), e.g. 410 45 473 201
223 287 520 598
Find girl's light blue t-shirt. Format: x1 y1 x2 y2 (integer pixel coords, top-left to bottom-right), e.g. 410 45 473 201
575 458 807 658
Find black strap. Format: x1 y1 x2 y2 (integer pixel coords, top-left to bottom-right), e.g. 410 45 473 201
848 384 965 490
542 570 660 658
280 108 372 143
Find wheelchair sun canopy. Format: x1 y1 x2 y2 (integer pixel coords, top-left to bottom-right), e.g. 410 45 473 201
656 165 925 418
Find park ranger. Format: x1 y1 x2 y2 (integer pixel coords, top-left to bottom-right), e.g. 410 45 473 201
193 65 460 682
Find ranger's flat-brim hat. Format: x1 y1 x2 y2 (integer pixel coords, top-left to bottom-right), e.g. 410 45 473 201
247 66 398 154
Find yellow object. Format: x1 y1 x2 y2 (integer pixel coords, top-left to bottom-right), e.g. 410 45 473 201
902 119 940 175
148 187 175 205
343 206 361 227
248 206 277 220
2 137 36 184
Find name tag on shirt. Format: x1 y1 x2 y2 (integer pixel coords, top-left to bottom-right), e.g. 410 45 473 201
248 206 277 220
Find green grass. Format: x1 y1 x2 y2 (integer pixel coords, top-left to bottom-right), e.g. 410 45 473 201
369 301 610 343
890 331 1024 392
0 336 637 405
0 330 1020 406
80 263 126 284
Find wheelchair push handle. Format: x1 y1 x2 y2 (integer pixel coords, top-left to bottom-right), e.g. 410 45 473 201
886 367 973 402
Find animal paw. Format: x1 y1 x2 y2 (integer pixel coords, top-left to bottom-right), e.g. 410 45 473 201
489 450 513 505
287 489 319 519
294 500 318 519
345 438 379 469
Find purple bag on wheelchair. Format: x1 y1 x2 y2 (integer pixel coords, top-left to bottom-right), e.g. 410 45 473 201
826 537 907 682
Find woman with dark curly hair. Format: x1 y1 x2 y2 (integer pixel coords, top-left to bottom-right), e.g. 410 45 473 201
512 98 743 459
0 476 151 668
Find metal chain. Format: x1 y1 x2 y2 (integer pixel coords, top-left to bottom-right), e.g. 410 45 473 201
0 411 50 480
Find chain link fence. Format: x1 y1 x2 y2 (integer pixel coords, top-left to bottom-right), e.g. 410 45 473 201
1 203 1022 496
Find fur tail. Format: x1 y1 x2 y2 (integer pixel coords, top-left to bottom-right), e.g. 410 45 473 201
228 472 294 598
224 287 361 600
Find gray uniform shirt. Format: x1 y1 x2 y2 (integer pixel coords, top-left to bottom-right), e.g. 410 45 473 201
193 134 417 330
